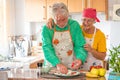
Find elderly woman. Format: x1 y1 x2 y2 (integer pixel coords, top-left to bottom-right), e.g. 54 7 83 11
80 8 106 70
41 2 87 74
47 8 107 71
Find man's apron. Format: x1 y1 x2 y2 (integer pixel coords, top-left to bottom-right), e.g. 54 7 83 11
44 25 75 69
80 28 102 70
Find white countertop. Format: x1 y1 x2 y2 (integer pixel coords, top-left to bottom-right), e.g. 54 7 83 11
0 53 44 70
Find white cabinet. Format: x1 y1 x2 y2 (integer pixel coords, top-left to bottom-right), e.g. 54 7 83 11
25 0 47 22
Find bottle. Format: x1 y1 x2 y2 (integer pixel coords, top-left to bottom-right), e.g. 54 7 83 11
37 63 43 77
106 58 109 70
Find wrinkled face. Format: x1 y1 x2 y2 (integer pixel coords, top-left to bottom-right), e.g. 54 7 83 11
54 14 68 28
82 17 95 30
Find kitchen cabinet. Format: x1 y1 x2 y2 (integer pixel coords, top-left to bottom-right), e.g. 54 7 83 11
68 0 108 20
25 0 47 22
30 59 44 68
25 0 67 22
46 0 67 19
87 0 108 19
68 0 86 13
25 0 108 22
87 0 106 12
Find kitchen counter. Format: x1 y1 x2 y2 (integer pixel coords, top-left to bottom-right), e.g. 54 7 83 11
8 74 107 80
0 54 109 80
0 53 44 69
6 69 109 80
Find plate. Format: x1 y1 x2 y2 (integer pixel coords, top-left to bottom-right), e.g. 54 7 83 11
54 70 80 78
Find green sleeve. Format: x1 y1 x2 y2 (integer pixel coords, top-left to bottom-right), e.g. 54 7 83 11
69 19 88 64
41 25 60 66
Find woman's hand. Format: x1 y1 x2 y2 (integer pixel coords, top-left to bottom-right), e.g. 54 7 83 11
46 18 53 29
71 59 82 70
84 43 93 52
56 63 68 74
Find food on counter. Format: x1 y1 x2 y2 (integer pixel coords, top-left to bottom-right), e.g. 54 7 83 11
86 72 99 77
96 65 102 69
90 68 99 75
86 67 106 77
71 63 75 68
90 65 102 71
98 68 106 77
54 69 80 77
71 71 77 75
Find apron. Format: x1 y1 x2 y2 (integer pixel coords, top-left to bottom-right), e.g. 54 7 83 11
80 28 103 70
43 24 75 69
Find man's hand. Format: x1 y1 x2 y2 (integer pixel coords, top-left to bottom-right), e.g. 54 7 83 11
71 59 82 70
56 63 68 74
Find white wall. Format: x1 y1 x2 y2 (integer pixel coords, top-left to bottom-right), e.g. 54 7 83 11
109 22 120 47
6 0 15 36
14 0 31 35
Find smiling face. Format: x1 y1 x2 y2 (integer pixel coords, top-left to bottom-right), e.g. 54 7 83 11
54 13 68 28
52 2 69 28
82 17 95 30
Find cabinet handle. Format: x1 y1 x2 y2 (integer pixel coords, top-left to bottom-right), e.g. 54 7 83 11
49 6 52 8
43 6 45 8
43 6 47 20
43 18 46 20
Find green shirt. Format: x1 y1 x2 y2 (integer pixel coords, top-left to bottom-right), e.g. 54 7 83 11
42 19 87 66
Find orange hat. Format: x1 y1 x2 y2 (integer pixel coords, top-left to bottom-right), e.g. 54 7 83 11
82 8 100 22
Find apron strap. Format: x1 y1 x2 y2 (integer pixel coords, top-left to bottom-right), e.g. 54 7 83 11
91 27 96 46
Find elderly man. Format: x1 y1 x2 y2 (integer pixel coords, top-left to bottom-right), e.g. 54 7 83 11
41 2 87 74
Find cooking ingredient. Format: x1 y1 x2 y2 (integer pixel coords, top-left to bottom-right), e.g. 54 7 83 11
99 68 106 76
96 65 102 69
71 71 76 75
90 65 102 71
86 72 98 77
90 66 95 71
90 68 99 75
37 63 43 75
86 67 106 77
71 63 74 68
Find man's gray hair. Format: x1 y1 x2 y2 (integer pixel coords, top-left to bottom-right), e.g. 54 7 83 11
52 2 69 17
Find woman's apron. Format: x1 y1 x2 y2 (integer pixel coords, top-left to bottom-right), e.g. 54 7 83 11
80 28 103 70
44 24 75 69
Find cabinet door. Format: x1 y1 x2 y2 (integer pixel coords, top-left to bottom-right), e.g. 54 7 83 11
87 0 108 20
68 0 86 13
87 0 106 12
47 0 67 19
25 0 47 22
